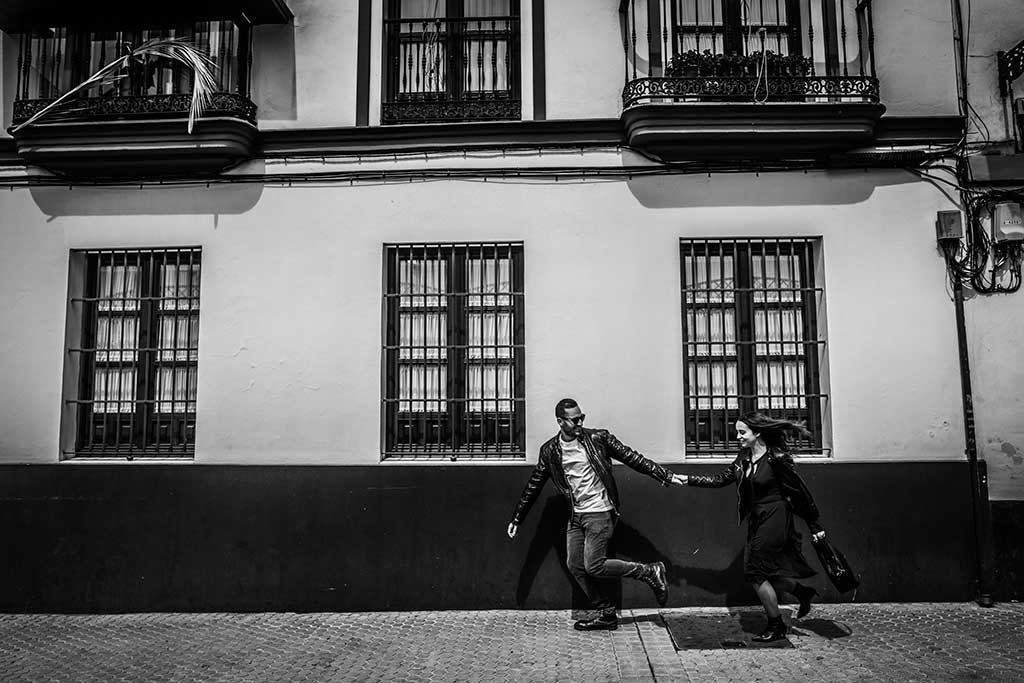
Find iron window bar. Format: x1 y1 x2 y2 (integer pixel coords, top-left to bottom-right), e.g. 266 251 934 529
66 247 201 459
680 237 826 457
382 241 525 460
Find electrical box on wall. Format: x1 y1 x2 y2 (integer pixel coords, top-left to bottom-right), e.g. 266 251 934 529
992 202 1024 242
935 211 963 241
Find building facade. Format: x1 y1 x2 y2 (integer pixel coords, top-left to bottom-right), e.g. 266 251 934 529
0 0 1019 612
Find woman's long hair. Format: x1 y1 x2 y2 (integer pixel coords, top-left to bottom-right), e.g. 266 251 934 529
739 412 812 451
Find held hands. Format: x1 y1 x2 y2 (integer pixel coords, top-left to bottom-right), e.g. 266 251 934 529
507 522 518 539
670 474 688 486
812 530 826 542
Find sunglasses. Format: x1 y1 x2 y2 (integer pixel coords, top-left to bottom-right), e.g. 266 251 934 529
561 414 586 425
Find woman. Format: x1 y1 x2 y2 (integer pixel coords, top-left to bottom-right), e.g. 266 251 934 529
679 412 825 643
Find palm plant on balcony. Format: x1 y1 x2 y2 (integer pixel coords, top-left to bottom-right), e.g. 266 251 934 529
10 37 217 135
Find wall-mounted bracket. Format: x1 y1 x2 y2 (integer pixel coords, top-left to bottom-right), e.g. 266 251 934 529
998 38 1024 98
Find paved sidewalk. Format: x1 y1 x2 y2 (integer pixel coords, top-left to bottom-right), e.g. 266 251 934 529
2 603 1022 682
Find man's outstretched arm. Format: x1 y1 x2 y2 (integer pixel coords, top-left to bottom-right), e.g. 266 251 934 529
599 430 684 486
507 458 550 538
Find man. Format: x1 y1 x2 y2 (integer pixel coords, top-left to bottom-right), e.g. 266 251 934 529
507 398 685 631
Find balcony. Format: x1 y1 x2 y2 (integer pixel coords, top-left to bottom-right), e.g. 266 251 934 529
382 1 521 125
619 0 885 160
2 2 291 177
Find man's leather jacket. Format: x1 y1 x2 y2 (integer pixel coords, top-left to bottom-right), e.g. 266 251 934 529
687 448 823 534
510 428 673 526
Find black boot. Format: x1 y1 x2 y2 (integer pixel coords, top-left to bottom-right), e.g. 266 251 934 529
794 584 817 619
574 612 619 631
639 561 668 607
752 616 788 643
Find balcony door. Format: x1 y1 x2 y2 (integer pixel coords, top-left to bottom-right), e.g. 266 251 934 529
383 0 521 124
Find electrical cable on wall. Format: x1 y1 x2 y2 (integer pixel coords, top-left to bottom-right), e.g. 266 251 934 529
939 0 1023 296
753 28 769 104
941 188 1024 295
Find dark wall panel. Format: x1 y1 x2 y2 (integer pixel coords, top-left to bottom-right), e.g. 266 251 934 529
992 501 1024 601
0 462 979 613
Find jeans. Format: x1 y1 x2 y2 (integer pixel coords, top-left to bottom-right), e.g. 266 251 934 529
566 510 646 614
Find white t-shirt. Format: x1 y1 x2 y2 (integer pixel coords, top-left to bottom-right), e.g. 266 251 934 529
560 437 614 513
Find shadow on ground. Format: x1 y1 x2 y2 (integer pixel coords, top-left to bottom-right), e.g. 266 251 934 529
663 609 853 650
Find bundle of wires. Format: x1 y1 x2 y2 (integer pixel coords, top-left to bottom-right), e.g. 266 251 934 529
943 189 1024 294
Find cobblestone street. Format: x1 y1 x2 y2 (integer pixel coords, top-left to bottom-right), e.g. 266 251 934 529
2 602 1022 682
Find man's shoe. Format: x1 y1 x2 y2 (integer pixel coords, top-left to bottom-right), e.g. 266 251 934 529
641 561 669 607
573 613 618 631
751 617 788 643
794 584 817 619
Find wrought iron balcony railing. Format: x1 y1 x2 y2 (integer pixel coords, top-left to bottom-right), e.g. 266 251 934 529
382 10 521 125
620 0 878 107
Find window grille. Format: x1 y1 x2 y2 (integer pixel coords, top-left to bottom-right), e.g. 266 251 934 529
66 248 201 458
382 0 521 124
680 238 825 456
383 242 525 459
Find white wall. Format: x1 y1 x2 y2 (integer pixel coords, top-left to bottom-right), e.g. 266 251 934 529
871 1 959 117
0 163 967 465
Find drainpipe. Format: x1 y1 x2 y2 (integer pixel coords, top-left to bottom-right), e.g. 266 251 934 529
952 277 995 607
949 0 996 608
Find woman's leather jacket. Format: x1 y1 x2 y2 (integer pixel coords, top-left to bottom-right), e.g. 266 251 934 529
687 448 823 534
510 428 673 526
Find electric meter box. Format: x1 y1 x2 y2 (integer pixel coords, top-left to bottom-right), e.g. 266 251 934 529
935 211 963 241
992 202 1024 242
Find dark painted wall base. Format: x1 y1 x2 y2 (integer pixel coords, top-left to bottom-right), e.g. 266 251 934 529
992 501 1024 601
0 462 979 613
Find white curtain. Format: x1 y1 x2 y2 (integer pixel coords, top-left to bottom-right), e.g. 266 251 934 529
92 367 136 413
97 264 140 311
756 361 806 409
468 364 513 412
159 263 201 311
754 308 803 356
688 361 738 410
399 365 447 412
686 309 736 357
158 315 200 362
96 316 139 362
753 253 802 302
155 366 198 413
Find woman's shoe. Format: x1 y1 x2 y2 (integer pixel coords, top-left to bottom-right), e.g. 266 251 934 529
794 584 817 619
751 617 787 643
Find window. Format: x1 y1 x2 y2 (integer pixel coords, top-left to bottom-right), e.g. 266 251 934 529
671 0 801 56
382 242 525 459
680 238 825 456
64 248 201 458
382 0 521 124
14 22 250 103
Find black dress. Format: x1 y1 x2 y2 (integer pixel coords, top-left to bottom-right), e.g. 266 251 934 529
742 456 816 584
688 448 822 585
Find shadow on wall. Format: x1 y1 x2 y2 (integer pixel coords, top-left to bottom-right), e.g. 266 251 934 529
622 160 921 209
29 179 264 217
251 22 297 122
515 495 755 611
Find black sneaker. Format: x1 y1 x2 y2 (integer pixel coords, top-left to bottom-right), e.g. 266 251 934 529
573 613 619 631
643 561 668 607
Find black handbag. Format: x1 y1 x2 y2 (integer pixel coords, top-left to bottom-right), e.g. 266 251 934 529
812 535 860 593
